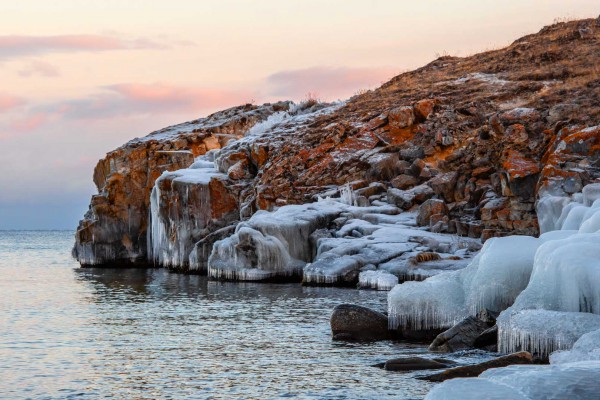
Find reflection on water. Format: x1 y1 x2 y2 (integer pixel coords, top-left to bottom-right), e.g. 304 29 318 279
0 231 434 399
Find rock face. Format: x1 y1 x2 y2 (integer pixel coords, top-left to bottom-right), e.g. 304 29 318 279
73 103 291 266
75 19 600 269
330 304 390 341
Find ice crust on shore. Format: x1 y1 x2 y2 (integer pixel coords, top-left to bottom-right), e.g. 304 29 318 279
208 198 478 283
427 361 600 400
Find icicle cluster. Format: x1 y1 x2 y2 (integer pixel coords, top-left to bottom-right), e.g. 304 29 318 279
389 182 600 349
148 156 225 269
358 270 399 290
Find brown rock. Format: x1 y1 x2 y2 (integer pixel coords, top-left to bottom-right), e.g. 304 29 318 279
429 172 458 203
420 352 533 382
384 357 449 371
417 199 448 226
330 304 390 341
391 174 419 190
388 106 415 129
414 99 436 121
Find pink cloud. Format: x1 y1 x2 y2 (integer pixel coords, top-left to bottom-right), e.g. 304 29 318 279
0 93 25 112
266 66 398 100
0 83 253 137
18 60 60 78
109 83 255 112
0 34 166 59
10 112 48 132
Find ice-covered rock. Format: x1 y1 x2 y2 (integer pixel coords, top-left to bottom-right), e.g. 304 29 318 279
208 200 345 281
391 183 600 350
358 270 399 290
74 102 291 266
148 158 239 269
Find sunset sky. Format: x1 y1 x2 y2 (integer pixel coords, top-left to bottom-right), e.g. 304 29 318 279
0 1 598 229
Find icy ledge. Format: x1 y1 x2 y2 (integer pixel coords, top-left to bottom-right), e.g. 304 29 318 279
208 197 480 283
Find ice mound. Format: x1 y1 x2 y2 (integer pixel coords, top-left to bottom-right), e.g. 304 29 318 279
497 232 600 356
388 234 553 330
427 361 600 400
550 328 600 364
481 361 600 399
208 200 346 281
425 377 528 400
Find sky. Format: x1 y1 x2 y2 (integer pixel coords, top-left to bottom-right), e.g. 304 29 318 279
0 1 598 230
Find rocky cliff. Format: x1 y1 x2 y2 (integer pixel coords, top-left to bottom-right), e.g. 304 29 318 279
75 18 600 269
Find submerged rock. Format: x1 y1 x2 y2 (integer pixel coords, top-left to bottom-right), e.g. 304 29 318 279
383 357 450 371
420 351 533 382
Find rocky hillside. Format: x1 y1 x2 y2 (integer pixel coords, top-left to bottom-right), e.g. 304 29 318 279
74 18 600 267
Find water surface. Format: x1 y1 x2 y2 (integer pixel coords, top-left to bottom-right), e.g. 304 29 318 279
0 231 437 399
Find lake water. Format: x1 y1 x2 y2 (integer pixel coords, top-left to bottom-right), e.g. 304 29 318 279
0 230 440 399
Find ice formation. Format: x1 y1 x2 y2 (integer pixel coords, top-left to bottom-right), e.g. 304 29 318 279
426 361 600 400
208 200 345 281
550 328 600 364
497 233 600 356
389 182 600 349
148 155 235 269
358 270 399 291
208 196 479 283
388 234 554 330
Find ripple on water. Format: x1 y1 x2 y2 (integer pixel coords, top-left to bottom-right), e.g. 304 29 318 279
0 231 437 399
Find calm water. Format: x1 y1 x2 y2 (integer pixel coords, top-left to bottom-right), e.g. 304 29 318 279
0 231 439 399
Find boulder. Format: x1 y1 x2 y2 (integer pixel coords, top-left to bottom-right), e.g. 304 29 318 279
474 325 498 351
429 172 458 203
391 174 419 190
428 315 495 353
417 199 448 226
387 188 415 210
330 304 390 341
388 106 415 129
414 99 436 121
420 352 533 382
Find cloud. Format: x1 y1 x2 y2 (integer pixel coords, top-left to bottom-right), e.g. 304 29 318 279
18 60 61 77
0 34 166 59
0 93 25 112
46 83 255 120
266 66 398 100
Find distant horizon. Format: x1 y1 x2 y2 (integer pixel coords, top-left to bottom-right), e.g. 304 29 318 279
1 1 598 229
